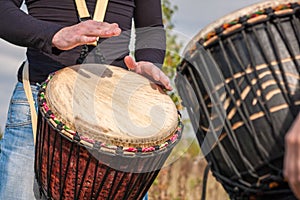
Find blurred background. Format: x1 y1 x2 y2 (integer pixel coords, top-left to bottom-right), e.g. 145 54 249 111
0 0 264 199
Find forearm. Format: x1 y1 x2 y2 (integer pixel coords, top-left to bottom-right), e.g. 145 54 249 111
134 28 166 67
0 0 63 53
134 0 166 66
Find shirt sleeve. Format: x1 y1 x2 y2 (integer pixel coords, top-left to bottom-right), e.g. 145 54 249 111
0 0 63 54
133 0 166 68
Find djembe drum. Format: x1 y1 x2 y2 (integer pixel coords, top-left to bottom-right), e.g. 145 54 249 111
176 0 300 199
35 64 182 200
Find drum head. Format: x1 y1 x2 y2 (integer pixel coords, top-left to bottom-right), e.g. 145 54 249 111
43 64 178 148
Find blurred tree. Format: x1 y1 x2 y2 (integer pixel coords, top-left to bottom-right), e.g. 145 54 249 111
161 0 200 163
161 0 183 110
149 2 229 199
0 127 3 140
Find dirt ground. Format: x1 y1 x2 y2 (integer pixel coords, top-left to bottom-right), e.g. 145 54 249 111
149 153 228 200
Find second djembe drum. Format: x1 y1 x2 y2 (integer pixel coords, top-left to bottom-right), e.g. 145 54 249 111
176 0 300 198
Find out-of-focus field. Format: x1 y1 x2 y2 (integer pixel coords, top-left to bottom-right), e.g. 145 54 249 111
149 141 228 200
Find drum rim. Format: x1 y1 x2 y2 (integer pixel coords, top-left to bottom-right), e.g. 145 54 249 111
184 0 300 54
38 67 183 154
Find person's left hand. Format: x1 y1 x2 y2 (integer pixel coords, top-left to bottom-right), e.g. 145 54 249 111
284 113 300 198
124 56 173 91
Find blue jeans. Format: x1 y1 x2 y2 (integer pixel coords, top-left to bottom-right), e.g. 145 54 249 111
0 82 39 200
0 82 149 200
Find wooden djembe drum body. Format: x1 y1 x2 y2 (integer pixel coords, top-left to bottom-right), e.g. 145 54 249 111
35 64 182 200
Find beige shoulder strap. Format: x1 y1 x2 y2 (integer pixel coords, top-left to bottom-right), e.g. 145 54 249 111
75 0 108 21
22 61 37 145
93 0 109 22
74 0 90 19
74 0 109 45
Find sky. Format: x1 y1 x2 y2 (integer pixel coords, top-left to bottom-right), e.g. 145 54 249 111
0 0 263 129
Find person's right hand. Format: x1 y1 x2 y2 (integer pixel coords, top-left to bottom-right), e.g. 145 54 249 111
284 113 300 199
52 20 121 50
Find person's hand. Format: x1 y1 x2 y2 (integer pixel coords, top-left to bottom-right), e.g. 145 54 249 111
284 113 300 198
52 20 121 50
124 55 172 91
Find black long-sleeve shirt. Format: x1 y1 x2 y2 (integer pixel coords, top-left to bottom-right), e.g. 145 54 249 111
0 0 166 83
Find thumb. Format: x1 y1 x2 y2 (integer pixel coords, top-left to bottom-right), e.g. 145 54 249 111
124 56 137 70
